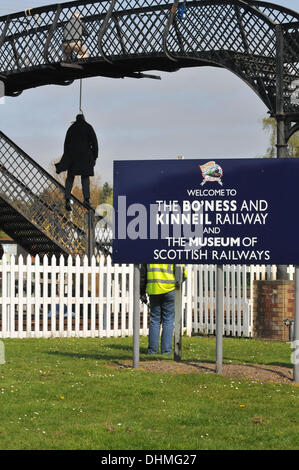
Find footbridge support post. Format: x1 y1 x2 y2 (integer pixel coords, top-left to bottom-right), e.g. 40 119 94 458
276 24 288 159
275 24 289 281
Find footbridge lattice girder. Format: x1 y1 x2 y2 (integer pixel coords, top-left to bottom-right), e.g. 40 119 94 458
0 0 297 117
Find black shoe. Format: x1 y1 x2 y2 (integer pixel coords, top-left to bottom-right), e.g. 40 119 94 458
65 200 72 211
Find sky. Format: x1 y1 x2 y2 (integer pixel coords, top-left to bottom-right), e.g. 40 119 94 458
0 0 298 185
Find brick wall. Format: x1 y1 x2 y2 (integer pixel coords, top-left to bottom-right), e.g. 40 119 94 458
253 280 294 341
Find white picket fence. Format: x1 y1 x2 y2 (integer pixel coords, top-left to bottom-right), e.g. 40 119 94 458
0 255 295 339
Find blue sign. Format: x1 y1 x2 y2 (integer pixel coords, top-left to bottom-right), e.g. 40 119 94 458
113 159 299 264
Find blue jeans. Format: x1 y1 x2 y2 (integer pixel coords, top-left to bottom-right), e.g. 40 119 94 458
148 290 175 354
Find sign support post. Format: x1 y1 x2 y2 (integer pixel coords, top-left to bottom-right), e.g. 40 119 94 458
294 265 299 383
216 265 224 374
174 264 183 362
133 264 140 369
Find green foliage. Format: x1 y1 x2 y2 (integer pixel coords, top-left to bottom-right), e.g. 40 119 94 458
262 117 277 158
262 117 299 157
0 230 9 238
0 336 297 450
99 182 113 206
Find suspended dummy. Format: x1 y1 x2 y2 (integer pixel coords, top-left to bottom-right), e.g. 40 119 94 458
55 113 99 211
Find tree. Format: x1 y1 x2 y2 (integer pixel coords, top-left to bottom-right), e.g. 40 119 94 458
262 117 299 157
262 117 277 157
99 182 113 206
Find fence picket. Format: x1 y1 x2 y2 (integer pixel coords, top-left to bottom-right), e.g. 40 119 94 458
26 255 33 337
34 255 40 337
185 264 193 336
90 256 96 338
10 255 16 337
106 256 112 337
75 256 80 336
2 255 7 337
67 256 73 337
18 255 24 338
99 256 104 337
82 256 88 336
198 265 204 333
41 255 47 335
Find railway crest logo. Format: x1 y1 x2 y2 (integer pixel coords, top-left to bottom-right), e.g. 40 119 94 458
199 161 223 186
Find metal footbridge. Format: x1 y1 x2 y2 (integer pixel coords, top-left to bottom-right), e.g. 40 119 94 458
0 0 298 256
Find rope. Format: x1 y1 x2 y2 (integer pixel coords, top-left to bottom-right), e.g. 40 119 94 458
79 78 83 114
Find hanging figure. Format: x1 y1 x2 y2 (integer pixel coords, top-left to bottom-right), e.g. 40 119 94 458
55 114 99 211
63 11 89 60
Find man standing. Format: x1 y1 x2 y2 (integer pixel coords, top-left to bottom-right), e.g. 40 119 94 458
140 264 187 355
55 114 98 210
63 11 89 60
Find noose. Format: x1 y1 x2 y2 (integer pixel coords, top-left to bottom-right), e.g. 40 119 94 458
79 78 83 114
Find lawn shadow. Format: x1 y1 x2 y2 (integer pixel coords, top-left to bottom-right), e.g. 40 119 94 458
236 363 293 381
45 350 133 361
181 361 216 373
44 343 149 362
224 356 292 368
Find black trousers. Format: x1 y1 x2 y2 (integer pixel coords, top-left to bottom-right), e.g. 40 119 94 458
65 173 90 201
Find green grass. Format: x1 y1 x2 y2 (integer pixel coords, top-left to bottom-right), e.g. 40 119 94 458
0 336 298 450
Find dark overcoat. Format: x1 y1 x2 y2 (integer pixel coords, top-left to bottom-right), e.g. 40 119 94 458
56 116 98 177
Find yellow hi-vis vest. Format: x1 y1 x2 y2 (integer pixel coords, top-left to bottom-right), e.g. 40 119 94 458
146 264 188 295
146 264 175 295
